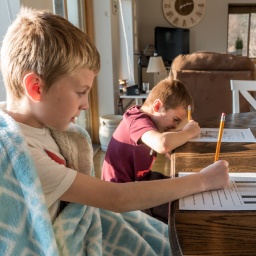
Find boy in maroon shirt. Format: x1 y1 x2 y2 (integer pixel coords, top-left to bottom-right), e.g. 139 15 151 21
102 78 200 223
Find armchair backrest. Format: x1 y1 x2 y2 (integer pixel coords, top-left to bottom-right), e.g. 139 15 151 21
170 52 255 121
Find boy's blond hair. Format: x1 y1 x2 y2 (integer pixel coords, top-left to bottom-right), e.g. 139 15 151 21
143 77 193 111
1 7 100 99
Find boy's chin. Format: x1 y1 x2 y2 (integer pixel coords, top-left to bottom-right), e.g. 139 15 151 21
48 124 69 132
164 127 174 132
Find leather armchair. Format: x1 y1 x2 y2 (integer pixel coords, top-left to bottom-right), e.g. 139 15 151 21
170 52 255 121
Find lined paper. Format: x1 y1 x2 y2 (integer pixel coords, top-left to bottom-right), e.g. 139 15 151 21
190 128 256 143
179 173 256 210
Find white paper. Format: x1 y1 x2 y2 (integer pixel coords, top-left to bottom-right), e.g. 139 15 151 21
190 128 256 142
179 172 256 210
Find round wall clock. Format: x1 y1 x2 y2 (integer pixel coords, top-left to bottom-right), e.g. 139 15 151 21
162 0 206 28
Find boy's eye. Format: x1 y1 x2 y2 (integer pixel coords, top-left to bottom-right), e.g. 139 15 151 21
77 90 88 96
174 119 180 124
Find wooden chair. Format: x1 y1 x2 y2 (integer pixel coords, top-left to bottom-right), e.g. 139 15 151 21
230 80 256 113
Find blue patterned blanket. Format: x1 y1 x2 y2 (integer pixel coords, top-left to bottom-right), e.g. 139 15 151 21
0 109 171 256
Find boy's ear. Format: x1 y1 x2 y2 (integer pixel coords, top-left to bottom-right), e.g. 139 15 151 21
152 99 163 112
23 72 43 101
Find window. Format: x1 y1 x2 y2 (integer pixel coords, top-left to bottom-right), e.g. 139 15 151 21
227 5 256 58
53 0 85 31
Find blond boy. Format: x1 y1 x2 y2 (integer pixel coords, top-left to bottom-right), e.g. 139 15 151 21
1 7 229 234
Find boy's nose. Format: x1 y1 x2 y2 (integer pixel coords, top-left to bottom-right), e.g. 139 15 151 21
80 99 89 110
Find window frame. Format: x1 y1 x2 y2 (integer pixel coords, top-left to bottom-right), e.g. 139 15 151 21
228 4 256 61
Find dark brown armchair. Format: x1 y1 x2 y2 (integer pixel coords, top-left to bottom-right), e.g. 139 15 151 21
170 52 255 121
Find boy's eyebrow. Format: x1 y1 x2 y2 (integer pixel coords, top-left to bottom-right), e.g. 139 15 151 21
78 84 90 89
174 116 181 120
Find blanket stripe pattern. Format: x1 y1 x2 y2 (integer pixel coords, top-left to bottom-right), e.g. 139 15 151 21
0 110 58 255
0 109 171 256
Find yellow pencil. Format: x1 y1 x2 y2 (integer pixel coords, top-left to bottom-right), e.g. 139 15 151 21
187 105 191 121
214 113 225 162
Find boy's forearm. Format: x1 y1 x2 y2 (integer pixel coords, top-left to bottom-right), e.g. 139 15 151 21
163 130 193 152
163 121 201 152
145 131 191 154
63 172 204 213
63 160 229 213
113 174 204 212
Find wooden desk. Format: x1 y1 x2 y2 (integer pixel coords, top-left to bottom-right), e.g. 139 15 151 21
169 112 256 256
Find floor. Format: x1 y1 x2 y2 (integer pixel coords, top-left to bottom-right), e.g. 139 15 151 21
93 148 171 178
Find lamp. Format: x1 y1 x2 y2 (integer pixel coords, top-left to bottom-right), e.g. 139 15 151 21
137 45 166 93
147 53 166 74
137 45 154 92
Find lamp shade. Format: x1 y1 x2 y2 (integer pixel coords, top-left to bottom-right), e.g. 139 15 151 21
147 54 166 73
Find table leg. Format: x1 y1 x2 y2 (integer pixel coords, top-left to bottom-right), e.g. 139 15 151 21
136 99 143 105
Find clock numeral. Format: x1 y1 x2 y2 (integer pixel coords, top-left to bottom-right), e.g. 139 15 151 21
182 20 187 27
196 11 203 18
173 17 179 25
190 17 196 24
165 11 174 18
198 4 205 8
163 4 171 9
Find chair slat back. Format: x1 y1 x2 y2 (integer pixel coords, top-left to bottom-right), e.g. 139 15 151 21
230 80 256 113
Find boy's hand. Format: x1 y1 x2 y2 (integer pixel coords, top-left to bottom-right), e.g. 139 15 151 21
182 120 201 138
198 160 229 191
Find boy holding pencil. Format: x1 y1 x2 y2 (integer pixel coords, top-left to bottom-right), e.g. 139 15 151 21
102 77 200 223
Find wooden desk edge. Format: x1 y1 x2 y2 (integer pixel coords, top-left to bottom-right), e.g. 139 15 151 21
169 201 182 256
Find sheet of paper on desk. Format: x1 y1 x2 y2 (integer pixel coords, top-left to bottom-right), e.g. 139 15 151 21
179 172 256 210
189 128 256 143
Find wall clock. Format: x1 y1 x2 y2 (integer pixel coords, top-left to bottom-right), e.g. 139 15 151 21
162 0 206 28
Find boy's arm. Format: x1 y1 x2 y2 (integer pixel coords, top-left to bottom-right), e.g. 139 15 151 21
141 120 200 153
60 160 229 213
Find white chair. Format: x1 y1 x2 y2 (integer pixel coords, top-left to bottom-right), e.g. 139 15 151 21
230 80 256 113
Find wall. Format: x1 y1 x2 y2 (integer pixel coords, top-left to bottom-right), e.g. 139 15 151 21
119 0 134 84
93 0 121 117
137 0 256 53
0 0 53 102
0 0 20 101
20 0 52 11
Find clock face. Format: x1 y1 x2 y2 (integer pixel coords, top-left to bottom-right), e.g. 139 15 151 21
162 0 206 28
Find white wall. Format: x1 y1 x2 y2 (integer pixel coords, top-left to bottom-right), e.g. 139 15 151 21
93 0 120 117
20 0 53 11
0 0 20 101
137 0 256 53
0 0 53 102
119 0 134 85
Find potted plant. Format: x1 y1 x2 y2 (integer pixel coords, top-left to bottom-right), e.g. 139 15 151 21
235 37 243 56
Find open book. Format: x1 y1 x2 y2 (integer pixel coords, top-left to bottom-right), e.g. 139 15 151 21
179 172 256 211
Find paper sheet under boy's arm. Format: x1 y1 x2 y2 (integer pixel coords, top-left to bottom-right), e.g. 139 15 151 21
189 128 256 142
179 172 256 210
